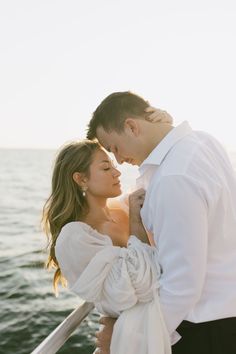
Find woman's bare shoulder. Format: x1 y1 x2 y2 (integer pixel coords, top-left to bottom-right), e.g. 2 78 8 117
96 219 129 247
107 197 129 214
110 207 128 219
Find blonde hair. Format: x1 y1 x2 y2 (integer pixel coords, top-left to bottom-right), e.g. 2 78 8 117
42 140 100 294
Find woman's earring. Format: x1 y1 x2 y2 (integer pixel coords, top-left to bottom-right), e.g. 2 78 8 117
82 186 88 197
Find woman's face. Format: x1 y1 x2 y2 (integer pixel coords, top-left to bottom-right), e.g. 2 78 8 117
86 148 122 198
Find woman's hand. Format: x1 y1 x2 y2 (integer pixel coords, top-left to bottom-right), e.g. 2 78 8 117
145 106 173 124
129 189 150 244
95 317 116 354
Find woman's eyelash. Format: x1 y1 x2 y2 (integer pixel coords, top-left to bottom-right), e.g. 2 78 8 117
103 168 111 171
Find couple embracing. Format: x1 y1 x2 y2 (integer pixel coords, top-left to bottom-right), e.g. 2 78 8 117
42 91 236 354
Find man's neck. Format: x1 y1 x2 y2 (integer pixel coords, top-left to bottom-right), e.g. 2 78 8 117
141 122 174 161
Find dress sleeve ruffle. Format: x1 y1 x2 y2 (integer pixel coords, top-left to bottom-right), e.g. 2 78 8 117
71 235 161 316
58 224 171 354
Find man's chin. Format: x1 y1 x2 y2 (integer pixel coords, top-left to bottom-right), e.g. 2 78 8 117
126 159 138 166
130 160 139 166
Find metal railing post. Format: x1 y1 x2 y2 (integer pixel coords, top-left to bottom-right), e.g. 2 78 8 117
31 301 94 354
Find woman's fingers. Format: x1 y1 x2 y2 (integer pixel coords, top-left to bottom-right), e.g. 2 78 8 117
129 189 145 208
99 316 116 325
94 317 116 354
145 106 173 124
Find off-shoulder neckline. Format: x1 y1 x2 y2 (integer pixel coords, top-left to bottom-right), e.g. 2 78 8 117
61 221 113 242
64 220 100 232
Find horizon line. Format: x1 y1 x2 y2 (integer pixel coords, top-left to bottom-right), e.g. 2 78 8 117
1 145 236 153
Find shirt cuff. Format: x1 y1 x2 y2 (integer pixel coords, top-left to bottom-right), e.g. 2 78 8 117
171 331 181 345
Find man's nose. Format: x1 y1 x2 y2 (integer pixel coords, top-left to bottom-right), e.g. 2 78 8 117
114 152 124 165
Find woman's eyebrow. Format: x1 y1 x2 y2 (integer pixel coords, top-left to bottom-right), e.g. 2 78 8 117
99 160 110 164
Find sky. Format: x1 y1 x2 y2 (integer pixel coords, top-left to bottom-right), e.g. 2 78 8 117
0 0 236 150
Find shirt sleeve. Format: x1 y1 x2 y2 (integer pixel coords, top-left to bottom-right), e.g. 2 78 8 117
150 174 208 336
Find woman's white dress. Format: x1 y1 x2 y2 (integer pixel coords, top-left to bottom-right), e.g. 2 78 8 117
55 221 171 354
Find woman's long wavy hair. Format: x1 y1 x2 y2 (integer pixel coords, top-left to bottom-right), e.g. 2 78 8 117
42 140 100 295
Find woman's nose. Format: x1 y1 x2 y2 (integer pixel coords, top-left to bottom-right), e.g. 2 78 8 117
113 167 121 177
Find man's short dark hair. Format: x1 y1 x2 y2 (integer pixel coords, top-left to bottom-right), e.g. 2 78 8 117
86 91 149 140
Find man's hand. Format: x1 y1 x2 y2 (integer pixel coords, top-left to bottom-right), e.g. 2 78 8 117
129 189 150 244
94 317 116 354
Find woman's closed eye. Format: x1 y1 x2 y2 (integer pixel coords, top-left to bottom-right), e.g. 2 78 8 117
102 162 112 171
101 159 116 171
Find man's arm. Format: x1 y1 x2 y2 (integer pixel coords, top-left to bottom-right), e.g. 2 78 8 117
151 175 208 336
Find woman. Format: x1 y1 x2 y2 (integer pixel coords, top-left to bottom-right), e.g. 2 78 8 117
42 113 173 354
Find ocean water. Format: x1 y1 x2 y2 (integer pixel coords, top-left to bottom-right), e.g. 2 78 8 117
0 148 236 354
0 149 138 354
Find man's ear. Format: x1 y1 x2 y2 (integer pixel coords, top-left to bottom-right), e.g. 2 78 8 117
72 172 87 186
124 118 140 137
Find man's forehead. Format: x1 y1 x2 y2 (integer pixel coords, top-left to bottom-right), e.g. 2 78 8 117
96 127 114 147
95 130 107 151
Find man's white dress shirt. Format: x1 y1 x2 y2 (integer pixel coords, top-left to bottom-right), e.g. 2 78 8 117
137 121 236 343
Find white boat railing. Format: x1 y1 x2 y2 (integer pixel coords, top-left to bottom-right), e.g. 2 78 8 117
31 301 94 354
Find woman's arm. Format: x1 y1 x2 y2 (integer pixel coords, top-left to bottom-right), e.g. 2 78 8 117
129 189 150 244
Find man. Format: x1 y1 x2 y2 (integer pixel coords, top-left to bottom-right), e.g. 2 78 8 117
87 91 236 354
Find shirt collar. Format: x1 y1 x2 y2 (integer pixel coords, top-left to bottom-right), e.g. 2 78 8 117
139 121 192 174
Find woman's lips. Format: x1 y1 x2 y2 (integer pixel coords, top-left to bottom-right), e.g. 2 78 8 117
113 181 121 186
